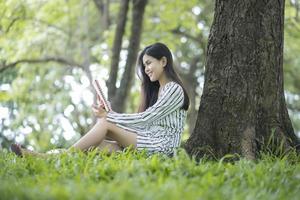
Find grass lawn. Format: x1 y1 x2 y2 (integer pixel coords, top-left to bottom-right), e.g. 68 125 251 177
0 148 299 200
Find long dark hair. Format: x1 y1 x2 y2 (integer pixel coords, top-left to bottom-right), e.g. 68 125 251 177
136 42 189 112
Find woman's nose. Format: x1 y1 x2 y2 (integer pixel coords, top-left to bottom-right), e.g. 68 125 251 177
145 66 150 73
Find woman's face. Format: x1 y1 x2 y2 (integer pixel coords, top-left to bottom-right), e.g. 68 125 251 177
143 54 166 82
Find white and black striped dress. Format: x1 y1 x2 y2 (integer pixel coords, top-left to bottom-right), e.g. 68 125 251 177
106 81 187 155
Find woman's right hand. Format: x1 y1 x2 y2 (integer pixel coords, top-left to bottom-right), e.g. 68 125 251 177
97 95 114 113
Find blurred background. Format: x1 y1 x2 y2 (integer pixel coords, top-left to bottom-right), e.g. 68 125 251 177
0 0 299 151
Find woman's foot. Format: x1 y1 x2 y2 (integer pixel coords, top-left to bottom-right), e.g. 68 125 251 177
10 143 46 158
10 143 23 157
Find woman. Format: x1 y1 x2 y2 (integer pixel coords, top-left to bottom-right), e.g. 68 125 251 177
11 42 189 157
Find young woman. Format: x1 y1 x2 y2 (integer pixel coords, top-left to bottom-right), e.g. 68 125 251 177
11 42 189 157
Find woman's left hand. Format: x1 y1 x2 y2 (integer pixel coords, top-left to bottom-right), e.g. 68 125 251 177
92 104 107 118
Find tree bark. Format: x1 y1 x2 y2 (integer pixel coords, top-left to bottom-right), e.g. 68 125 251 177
113 0 148 112
185 0 300 159
107 0 130 100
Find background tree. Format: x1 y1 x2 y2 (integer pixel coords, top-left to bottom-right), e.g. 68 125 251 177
110 0 148 112
0 0 150 150
143 0 214 134
185 0 300 159
0 0 299 152
107 0 130 101
0 0 113 150
284 0 300 134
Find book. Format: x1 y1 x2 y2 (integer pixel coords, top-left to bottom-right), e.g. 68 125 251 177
92 79 111 112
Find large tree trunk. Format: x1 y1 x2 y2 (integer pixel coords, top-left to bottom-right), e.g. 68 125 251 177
113 0 148 112
185 0 300 159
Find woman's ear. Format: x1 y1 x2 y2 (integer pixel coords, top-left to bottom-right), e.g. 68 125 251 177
161 56 167 67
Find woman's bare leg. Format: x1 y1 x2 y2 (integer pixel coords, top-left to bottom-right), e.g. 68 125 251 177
11 144 48 157
11 118 134 157
95 140 122 154
71 118 137 151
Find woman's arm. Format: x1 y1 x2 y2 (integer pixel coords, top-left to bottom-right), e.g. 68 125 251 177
106 82 184 125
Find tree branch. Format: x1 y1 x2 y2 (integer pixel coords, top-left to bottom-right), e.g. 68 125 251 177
3 16 68 35
170 27 207 55
0 57 83 73
171 28 199 42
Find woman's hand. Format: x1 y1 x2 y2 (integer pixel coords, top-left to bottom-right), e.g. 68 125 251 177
96 95 116 114
92 103 107 118
93 96 116 117
107 101 116 114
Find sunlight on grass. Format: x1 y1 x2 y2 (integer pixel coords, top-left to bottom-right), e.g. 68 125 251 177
0 148 300 200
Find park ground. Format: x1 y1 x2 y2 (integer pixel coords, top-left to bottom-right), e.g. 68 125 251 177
0 148 300 200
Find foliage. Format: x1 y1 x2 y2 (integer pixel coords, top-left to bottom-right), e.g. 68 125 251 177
0 0 113 150
0 149 300 200
0 0 299 150
284 1 300 136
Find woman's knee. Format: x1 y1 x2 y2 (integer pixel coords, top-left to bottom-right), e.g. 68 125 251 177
105 123 137 148
96 118 108 129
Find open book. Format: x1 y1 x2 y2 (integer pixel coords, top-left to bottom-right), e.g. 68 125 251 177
92 79 111 112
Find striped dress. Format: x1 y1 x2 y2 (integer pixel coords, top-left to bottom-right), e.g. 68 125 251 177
106 81 187 156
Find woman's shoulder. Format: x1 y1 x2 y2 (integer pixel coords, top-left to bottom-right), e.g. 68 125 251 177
164 81 182 90
161 81 183 95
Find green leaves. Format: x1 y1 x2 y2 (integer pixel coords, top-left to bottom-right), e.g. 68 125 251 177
0 0 299 150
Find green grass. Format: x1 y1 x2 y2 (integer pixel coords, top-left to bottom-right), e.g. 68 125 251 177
0 148 300 200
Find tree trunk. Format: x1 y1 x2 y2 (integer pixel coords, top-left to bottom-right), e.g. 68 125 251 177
185 0 300 159
107 0 130 100
93 0 111 30
113 0 148 112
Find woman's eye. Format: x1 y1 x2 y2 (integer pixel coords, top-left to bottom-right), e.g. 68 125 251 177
144 61 151 66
